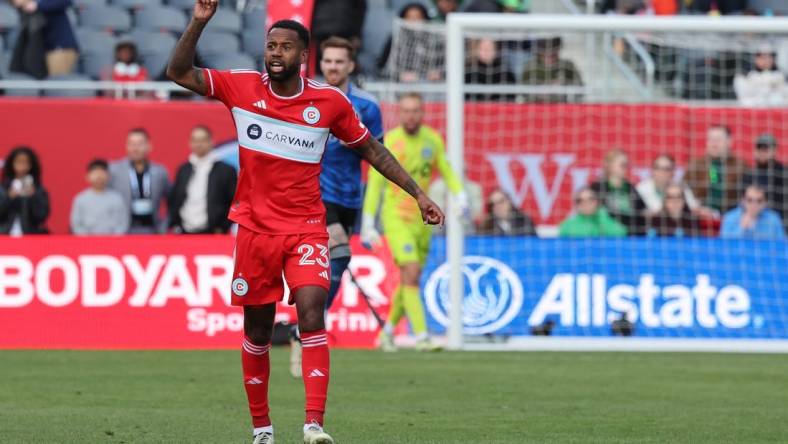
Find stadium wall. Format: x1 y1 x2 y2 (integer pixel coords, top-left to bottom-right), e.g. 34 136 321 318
0 235 399 349
1 235 785 349
2 99 787 234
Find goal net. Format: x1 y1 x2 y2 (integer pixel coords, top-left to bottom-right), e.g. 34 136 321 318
373 14 788 352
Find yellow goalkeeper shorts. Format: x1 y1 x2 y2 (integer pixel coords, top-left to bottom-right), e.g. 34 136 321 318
383 219 432 266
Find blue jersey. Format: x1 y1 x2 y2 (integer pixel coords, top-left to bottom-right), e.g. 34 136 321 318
320 84 384 209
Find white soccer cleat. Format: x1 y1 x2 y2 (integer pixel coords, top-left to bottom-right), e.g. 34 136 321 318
252 431 274 444
290 337 302 378
378 330 396 352
303 422 334 444
414 338 442 352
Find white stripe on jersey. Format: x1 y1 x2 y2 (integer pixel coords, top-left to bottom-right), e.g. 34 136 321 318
204 69 215 96
307 79 351 104
232 107 329 164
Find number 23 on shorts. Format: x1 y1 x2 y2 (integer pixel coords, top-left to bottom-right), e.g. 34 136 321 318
297 243 329 267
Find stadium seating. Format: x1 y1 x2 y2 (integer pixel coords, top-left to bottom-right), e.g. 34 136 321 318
126 30 177 78
0 3 17 32
197 31 240 58
0 51 11 78
73 0 109 11
76 28 116 78
134 6 187 33
206 52 256 70
164 0 196 12
79 5 133 33
204 9 241 34
110 0 163 11
241 8 266 31
241 28 266 64
42 74 97 97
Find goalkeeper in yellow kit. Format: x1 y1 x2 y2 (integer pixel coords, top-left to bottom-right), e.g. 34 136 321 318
361 92 465 351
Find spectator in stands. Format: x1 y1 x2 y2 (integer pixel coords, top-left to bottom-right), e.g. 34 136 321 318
559 187 627 237
590 149 647 234
478 188 536 236
650 0 680 15
733 45 788 107
521 37 583 103
0 146 49 235
601 0 647 14
377 3 431 77
428 172 484 234
463 0 530 12
168 126 237 234
382 3 445 82
311 0 366 75
10 0 78 78
109 128 170 234
685 124 746 218
103 41 149 83
464 38 516 101
636 154 700 214
432 0 460 22
744 133 787 226
720 184 785 239
70 159 129 235
646 183 702 237
684 0 748 15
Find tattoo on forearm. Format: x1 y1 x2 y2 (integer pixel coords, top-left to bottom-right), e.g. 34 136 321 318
190 69 204 89
168 20 207 91
362 140 421 198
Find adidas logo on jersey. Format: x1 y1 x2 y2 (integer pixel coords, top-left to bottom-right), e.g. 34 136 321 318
308 369 326 378
319 270 329 280
253 99 267 110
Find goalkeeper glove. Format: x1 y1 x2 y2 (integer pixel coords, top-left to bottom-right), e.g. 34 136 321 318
453 191 470 219
360 213 382 249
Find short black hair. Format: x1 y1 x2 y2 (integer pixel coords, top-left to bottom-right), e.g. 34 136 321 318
399 2 429 19
2 146 41 187
268 19 310 48
128 127 150 140
87 158 109 172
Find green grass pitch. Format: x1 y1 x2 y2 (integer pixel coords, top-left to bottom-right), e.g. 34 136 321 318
1 349 786 443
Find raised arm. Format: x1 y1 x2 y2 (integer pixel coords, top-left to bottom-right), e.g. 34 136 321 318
165 0 217 95
356 137 445 226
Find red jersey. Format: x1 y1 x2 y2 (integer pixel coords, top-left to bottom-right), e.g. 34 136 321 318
204 69 370 234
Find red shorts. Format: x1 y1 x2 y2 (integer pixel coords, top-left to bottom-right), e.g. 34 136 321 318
231 225 330 306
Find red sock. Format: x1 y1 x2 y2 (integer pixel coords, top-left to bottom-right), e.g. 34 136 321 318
242 337 271 428
300 329 330 426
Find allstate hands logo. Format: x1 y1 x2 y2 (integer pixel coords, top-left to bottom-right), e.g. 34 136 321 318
424 256 523 335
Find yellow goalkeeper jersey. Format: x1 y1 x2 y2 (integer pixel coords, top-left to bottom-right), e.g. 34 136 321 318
363 125 463 225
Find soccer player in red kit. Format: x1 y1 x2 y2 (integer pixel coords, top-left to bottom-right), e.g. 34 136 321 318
166 1 445 443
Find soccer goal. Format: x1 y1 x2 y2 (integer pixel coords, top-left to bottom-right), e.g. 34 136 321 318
400 13 788 352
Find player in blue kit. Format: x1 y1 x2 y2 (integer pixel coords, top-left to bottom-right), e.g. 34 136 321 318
319 37 384 308
289 36 384 377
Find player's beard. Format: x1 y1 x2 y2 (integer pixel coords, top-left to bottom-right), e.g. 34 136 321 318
265 60 301 81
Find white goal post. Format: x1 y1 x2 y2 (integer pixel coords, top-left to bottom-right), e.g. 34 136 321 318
444 14 788 352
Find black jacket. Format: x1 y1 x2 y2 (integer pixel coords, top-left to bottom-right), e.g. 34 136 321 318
479 211 536 236
590 179 647 235
168 160 237 233
10 12 48 79
0 185 50 234
310 0 366 41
